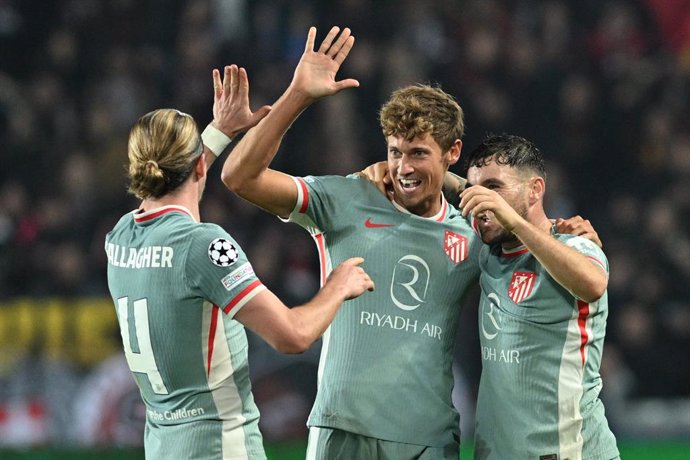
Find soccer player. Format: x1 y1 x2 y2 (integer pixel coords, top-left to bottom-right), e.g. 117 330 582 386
105 65 374 460
222 26 480 459
459 134 619 459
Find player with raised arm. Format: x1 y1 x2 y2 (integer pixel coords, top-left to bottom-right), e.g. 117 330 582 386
222 26 481 459
105 64 374 460
459 134 619 459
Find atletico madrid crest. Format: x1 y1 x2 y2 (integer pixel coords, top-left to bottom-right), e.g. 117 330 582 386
508 271 537 304
443 230 468 264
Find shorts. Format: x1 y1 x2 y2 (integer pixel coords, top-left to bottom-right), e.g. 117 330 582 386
306 426 459 460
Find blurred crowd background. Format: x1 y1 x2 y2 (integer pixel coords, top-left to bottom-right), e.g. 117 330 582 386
1 0 690 449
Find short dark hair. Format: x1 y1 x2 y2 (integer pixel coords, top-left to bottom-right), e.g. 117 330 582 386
462 133 546 180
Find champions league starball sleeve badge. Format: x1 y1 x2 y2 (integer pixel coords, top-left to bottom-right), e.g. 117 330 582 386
208 238 239 267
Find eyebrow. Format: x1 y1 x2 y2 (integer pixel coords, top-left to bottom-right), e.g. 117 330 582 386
476 178 510 189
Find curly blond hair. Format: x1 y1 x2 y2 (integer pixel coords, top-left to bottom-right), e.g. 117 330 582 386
379 84 464 151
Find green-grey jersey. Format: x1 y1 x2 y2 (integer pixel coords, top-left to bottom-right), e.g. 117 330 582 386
474 234 619 460
287 175 481 449
105 205 267 460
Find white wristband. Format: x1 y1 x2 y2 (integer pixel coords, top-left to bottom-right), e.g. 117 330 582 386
201 124 233 157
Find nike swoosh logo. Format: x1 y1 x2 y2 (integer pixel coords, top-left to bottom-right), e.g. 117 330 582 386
364 218 395 228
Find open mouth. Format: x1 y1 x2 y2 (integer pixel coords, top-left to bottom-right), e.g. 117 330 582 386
398 178 421 190
476 212 496 229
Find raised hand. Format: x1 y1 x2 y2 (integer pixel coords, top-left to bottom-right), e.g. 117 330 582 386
289 26 359 101
211 64 271 138
459 185 523 232
326 257 375 300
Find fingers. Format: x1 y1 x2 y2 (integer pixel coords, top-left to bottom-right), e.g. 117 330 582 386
553 217 603 247
555 216 587 233
212 68 222 99
334 77 360 91
231 65 240 98
459 186 496 217
334 35 355 65
223 64 238 98
344 256 365 266
250 105 272 126
313 26 355 65
333 257 375 298
328 28 351 58
365 276 375 292
238 66 249 105
318 26 340 53
305 26 317 52
216 65 253 105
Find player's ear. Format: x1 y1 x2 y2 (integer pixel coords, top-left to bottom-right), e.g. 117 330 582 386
445 139 462 166
528 176 545 204
194 154 207 181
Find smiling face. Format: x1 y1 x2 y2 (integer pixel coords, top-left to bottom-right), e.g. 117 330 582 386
467 157 530 246
387 133 460 217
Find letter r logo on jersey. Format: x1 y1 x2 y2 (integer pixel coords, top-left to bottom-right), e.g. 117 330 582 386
390 255 430 311
443 230 468 264
508 271 537 304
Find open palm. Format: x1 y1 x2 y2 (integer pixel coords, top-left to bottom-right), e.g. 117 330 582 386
290 26 359 100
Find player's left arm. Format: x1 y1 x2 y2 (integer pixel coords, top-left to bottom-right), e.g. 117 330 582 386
460 185 607 302
202 65 272 169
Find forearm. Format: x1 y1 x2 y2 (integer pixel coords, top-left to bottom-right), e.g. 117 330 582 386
287 280 350 352
221 87 312 192
236 283 346 354
511 220 607 302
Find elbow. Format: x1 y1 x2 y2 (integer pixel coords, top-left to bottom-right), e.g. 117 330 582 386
272 329 312 354
220 168 242 194
220 156 251 195
221 169 257 199
580 277 608 303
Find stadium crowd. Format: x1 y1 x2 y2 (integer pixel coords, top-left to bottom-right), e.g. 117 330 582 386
0 0 689 446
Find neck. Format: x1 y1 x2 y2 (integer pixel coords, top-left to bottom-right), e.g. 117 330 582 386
392 192 443 218
140 186 201 222
531 207 552 234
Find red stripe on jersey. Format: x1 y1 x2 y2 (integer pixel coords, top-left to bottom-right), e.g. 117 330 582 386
577 300 590 366
502 247 529 258
207 305 219 377
223 280 263 314
314 233 327 285
134 206 192 222
435 198 448 222
297 177 309 214
586 255 607 272
471 215 480 235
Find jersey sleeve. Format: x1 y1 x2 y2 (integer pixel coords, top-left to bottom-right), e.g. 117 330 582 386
559 234 609 274
283 174 358 234
185 224 266 318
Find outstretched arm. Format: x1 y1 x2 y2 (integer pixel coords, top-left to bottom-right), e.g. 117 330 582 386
202 65 271 169
460 185 607 302
235 257 374 353
221 26 359 218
